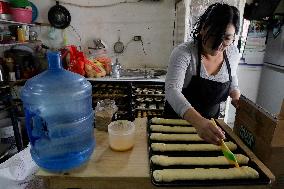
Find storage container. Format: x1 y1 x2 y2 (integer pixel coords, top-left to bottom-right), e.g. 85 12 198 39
21 51 95 172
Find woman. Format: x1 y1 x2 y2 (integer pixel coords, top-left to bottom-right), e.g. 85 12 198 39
164 3 240 145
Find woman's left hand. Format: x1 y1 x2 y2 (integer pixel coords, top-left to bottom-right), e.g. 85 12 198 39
230 90 240 109
231 98 239 108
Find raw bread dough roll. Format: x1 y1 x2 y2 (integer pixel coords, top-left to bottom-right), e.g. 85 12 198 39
150 133 203 141
150 125 196 133
153 166 259 182
151 118 191 125
151 142 237 152
151 154 249 166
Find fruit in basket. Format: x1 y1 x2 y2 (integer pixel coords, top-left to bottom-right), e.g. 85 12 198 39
94 57 112 75
85 59 106 78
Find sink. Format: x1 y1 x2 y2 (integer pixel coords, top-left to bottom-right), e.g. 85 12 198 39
120 69 147 77
110 68 165 80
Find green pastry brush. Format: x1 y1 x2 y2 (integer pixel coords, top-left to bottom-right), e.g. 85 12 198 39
211 118 239 168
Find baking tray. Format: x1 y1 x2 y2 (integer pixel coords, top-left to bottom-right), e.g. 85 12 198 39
147 118 271 187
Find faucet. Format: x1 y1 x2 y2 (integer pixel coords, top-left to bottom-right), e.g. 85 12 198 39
88 39 106 50
111 58 121 78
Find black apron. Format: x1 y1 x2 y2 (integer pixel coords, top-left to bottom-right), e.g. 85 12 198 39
163 42 232 119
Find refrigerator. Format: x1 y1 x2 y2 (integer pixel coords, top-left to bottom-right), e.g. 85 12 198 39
225 20 266 125
256 25 284 115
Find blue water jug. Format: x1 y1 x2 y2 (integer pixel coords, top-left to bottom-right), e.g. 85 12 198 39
21 52 95 172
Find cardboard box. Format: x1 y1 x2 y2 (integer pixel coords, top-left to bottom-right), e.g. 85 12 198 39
234 95 284 189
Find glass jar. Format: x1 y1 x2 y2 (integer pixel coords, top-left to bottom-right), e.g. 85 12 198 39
95 99 118 131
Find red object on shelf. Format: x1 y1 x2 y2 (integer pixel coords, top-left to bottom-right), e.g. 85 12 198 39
62 45 86 76
10 7 32 23
0 1 11 14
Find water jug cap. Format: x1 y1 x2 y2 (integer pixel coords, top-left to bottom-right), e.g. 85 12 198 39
47 51 63 70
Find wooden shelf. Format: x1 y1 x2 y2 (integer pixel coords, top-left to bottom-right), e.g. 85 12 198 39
0 19 35 26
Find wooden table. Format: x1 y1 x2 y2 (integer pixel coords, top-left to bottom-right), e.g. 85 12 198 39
37 118 274 189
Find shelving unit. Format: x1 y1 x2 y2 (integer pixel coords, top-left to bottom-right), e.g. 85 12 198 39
132 81 165 118
0 19 41 47
91 81 133 120
0 41 29 47
0 19 35 26
90 80 166 120
0 83 23 162
134 94 165 97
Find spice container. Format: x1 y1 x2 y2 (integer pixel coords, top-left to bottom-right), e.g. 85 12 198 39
95 99 118 131
108 120 135 151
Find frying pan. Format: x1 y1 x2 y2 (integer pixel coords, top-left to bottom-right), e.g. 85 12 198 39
48 1 71 29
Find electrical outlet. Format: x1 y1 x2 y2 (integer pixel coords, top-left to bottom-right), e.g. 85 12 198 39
133 36 142 41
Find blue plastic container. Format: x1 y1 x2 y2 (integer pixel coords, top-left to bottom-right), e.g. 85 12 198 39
21 52 95 172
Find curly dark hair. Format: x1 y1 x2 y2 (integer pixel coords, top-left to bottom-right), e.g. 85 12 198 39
191 3 240 50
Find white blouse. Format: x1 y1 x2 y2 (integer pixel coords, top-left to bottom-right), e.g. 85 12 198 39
165 40 240 117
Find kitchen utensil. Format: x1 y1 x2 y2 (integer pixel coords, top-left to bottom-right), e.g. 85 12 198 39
111 58 121 78
29 1 38 23
29 30 37 41
211 118 239 168
10 0 30 8
114 36 124 53
10 7 32 23
108 120 135 151
48 1 71 29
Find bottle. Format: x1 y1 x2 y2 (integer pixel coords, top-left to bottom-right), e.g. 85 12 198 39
20 52 95 172
22 25 30 41
17 28 25 42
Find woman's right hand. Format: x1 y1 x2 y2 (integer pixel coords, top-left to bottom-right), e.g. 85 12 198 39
194 118 225 145
183 108 225 145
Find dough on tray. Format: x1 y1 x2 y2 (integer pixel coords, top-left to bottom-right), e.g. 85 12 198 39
150 125 196 133
153 166 259 182
151 142 237 152
150 133 203 141
151 118 191 125
151 154 249 166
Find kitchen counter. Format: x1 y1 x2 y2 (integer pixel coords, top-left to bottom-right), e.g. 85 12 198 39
37 118 274 189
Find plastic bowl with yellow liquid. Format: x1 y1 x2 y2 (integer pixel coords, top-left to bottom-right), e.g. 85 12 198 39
108 120 135 151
